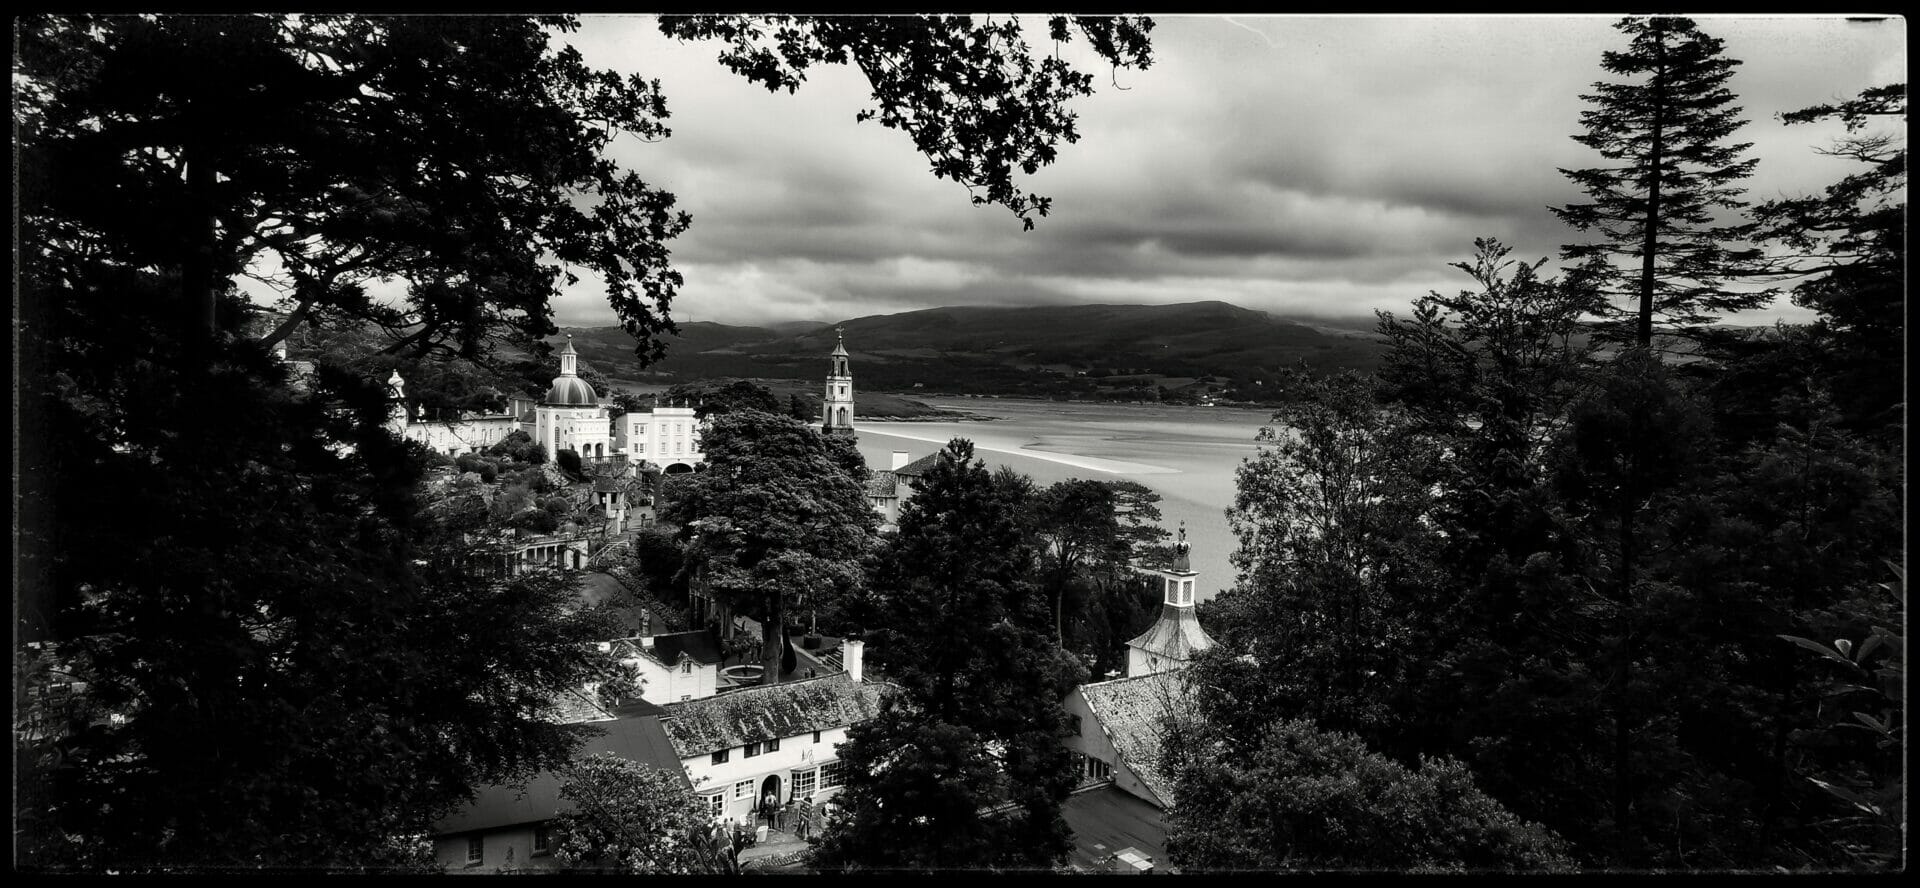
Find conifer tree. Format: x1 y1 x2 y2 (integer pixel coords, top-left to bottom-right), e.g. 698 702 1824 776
1553 16 1762 349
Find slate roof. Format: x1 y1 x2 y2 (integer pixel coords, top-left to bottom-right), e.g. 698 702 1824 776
1125 603 1214 662
1078 674 1186 806
864 471 898 498
658 673 884 757
891 453 943 478
433 714 689 835
651 629 724 666
543 687 615 725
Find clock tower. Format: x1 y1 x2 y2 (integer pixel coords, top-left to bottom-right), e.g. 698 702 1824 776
822 326 855 438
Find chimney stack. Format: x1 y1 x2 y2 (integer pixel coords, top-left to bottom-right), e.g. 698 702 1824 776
891 451 909 471
842 639 864 683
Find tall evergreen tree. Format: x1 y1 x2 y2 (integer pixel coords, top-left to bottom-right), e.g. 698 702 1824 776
814 440 1085 871
1553 16 1762 349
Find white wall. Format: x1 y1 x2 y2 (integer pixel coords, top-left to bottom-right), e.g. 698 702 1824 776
628 653 718 703
433 825 559 874
682 725 852 823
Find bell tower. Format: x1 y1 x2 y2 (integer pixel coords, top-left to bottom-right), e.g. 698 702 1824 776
822 326 855 438
1125 523 1214 677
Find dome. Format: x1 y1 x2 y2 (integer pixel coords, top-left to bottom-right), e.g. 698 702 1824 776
545 375 599 406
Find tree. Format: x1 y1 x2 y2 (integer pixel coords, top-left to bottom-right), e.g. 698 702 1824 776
1748 84 1906 434
1205 371 1444 746
660 410 876 684
12 359 640 868
15 12 1155 871
660 15 1154 230
548 753 730 873
664 378 782 419
1553 16 1763 349
816 440 1085 871
1164 717 1575 873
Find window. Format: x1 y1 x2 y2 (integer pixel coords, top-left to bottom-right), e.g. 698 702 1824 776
1070 714 1083 736
706 794 725 818
765 737 780 753
1085 756 1112 782
532 826 551 856
793 768 817 799
812 730 822 743
712 748 730 765
819 760 847 789
743 742 760 758
635 443 645 455
734 779 754 800
466 835 484 865
681 660 692 674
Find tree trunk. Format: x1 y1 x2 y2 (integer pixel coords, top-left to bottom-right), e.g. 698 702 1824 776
1637 38 1668 349
760 592 783 686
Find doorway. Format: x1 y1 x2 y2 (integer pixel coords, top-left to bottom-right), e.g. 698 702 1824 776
760 773 782 809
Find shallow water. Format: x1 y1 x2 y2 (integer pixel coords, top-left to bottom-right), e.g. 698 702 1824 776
854 398 1280 602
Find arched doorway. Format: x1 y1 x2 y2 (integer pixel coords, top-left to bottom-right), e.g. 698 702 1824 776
665 462 693 475
838 406 849 425
760 773 783 808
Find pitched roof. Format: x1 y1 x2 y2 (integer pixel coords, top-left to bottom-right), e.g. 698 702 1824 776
659 673 883 757
434 715 689 835
864 471 898 498
1078 674 1186 806
1125 603 1214 662
892 453 942 478
543 686 616 725
651 629 724 666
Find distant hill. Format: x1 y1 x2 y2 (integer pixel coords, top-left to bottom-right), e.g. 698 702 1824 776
561 301 1388 399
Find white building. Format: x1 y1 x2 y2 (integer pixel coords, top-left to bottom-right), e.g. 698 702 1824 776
1124 524 1214 678
616 629 726 704
613 400 704 474
658 642 881 824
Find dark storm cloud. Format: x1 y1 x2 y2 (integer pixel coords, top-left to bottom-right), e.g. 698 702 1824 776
527 15 1903 328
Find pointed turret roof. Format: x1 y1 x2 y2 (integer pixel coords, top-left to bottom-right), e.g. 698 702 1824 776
830 325 849 358
557 334 578 358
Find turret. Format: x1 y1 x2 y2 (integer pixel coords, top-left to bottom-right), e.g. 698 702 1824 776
822 326 856 438
1125 523 1214 677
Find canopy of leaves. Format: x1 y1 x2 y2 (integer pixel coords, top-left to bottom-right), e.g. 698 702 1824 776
660 14 1153 229
818 440 1085 871
549 752 728 874
661 410 875 681
1166 718 1576 873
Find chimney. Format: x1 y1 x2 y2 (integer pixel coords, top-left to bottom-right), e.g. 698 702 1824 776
842 639 864 683
891 451 909 471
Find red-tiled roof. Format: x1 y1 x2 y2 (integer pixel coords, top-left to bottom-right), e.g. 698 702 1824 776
864 471 898 498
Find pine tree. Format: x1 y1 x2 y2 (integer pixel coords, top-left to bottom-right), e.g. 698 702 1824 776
1554 16 1762 349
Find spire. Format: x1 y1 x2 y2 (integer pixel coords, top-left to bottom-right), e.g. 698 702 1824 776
1124 523 1212 677
830 325 849 358
558 334 578 377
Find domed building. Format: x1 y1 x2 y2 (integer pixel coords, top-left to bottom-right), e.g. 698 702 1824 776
534 336 615 460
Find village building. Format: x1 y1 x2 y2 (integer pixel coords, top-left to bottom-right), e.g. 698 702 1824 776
615 629 727 704
1057 527 1215 873
379 334 707 473
658 641 880 827
429 705 684 873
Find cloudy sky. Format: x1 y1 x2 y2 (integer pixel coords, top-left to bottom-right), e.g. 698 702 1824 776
544 14 1903 329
